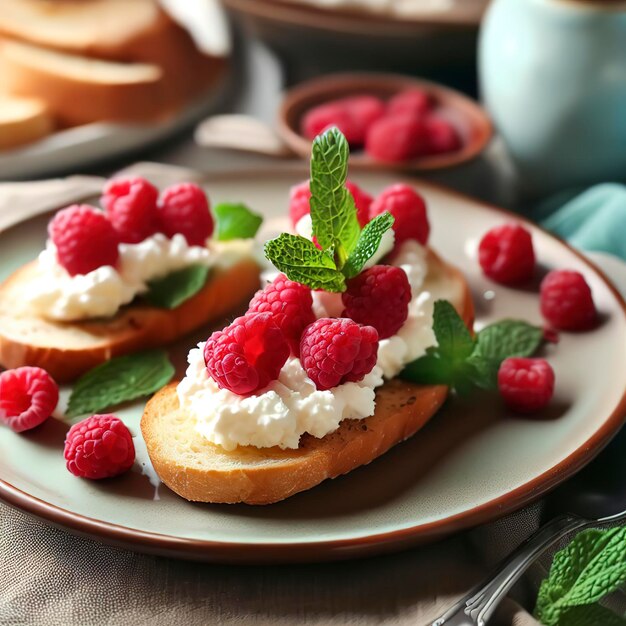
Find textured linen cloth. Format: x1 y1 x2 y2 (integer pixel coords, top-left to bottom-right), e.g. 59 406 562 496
2 172 626 626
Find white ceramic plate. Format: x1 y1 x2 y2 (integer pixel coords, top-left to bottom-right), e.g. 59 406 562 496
0 167 625 563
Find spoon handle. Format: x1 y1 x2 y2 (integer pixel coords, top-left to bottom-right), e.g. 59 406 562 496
432 514 589 626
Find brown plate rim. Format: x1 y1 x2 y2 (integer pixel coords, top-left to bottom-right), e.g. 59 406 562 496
0 167 625 564
277 72 494 173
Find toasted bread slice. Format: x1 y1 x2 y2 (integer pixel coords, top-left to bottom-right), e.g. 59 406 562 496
0 258 260 383
0 0 226 108
141 252 474 505
0 38 173 127
0 95 53 149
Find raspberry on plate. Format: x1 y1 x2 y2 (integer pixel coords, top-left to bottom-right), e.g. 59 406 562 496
424 116 462 155
301 102 361 147
365 115 430 162
204 313 290 395
289 179 372 229
369 184 430 246
478 223 535 285
49 204 119 276
158 183 214 247
64 414 135 479
387 89 433 119
0 367 59 433
248 274 315 355
540 270 597 331
101 176 159 244
300 318 379 391
498 358 555 413
342 265 412 339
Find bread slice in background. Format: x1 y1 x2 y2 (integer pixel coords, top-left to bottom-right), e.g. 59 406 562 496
141 252 475 505
0 38 172 126
0 258 260 383
0 95 53 149
0 0 226 108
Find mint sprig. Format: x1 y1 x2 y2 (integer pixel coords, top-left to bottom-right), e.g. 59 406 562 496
534 527 626 626
264 234 346 292
401 300 544 392
309 127 361 259
214 202 263 241
67 350 175 417
143 265 210 309
343 212 395 278
264 128 394 290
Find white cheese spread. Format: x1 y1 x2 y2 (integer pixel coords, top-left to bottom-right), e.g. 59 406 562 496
27 234 252 321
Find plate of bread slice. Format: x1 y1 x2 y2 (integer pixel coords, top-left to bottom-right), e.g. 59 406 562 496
0 133 625 564
0 0 230 180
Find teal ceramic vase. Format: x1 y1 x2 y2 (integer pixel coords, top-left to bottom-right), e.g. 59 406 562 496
479 0 626 194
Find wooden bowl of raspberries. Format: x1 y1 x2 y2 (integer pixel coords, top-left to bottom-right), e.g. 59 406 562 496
278 73 493 171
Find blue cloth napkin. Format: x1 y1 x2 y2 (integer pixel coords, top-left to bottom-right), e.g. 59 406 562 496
531 183 626 261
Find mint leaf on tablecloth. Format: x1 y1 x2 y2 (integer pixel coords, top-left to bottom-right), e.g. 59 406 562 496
309 128 360 263
534 527 626 626
143 265 210 309
264 233 345 292
67 350 175 417
343 211 394 278
214 202 263 241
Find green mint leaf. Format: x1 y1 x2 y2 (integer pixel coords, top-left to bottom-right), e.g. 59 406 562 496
534 527 626 626
143 265 210 309
264 233 345 292
67 350 175 417
433 300 474 362
553 604 626 626
474 319 543 362
343 212 394 278
400 300 473 389
214 202 263 241
400 350 456 386
466 355 500 391
309 128 361 259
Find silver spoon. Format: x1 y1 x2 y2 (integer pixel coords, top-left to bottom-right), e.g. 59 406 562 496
432 426 626 626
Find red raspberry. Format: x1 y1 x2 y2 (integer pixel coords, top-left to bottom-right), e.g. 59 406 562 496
158 183 214 246
301 102 361 146
101 176 159 244
248 274 315 355
387 89 433 118
342 265 411 339
345 180 373 226
64 414 135 479
498 358 555 413
48 204 119 276
0 367 59 433
540 270 597 331
369 184 430 246
424 116 462 155
365 115 430 162
204 313 289 395
340 95 386 143
478 224 535 285
289 179 372 229
289 181 312 228
300 318 379 391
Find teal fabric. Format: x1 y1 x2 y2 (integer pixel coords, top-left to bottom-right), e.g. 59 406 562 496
533 184 626 261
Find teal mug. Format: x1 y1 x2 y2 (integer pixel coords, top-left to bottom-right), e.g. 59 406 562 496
479 0 626 195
